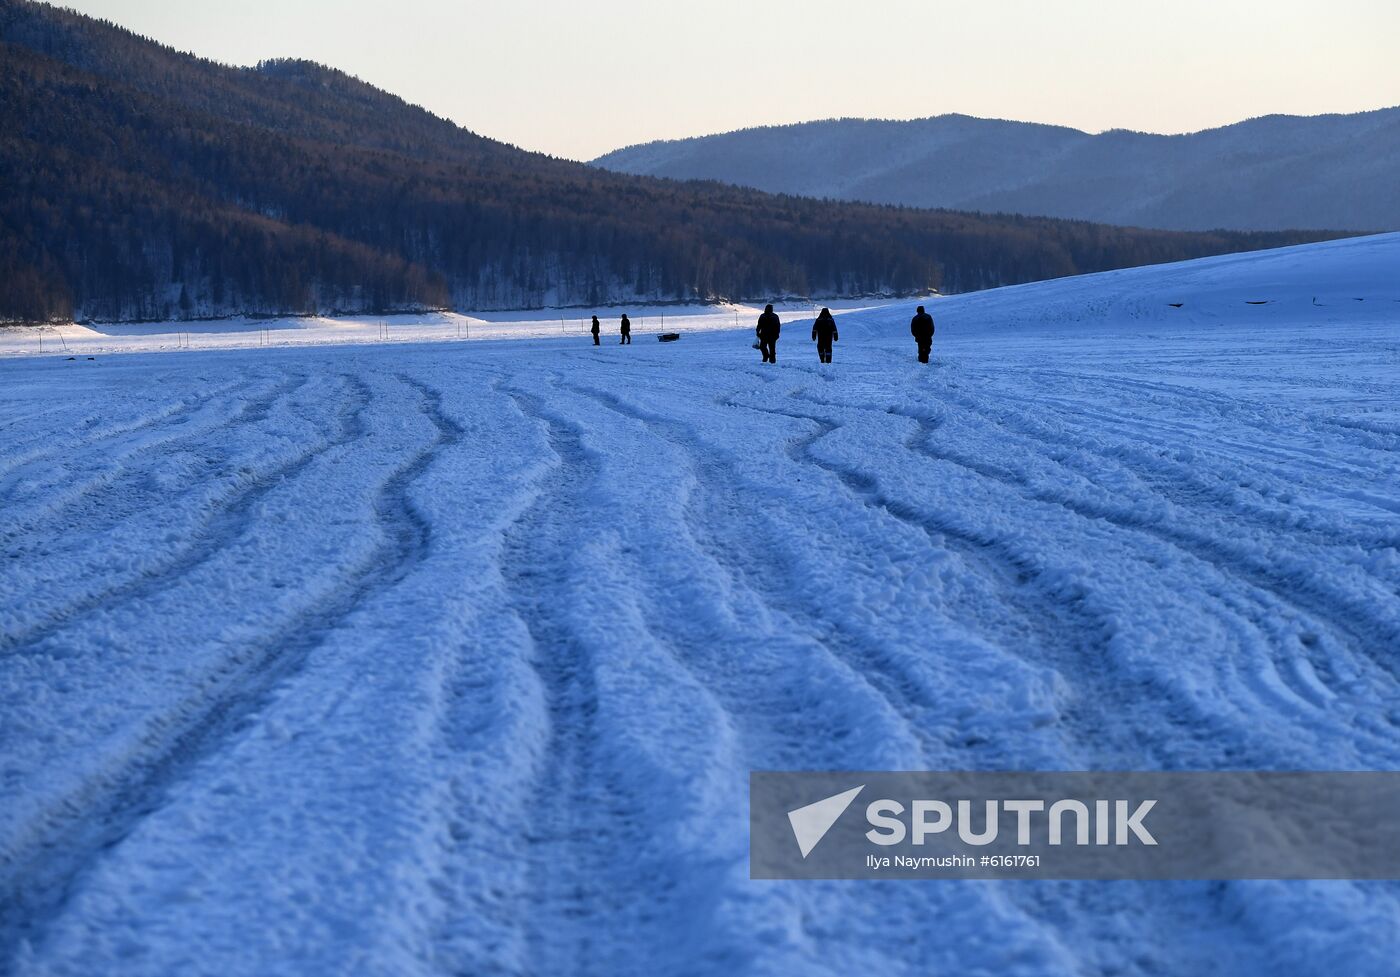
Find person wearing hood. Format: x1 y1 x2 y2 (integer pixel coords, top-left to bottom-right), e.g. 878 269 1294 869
756 304 781 363
811 307 838 363
910 305 935 363
620 313 632 345
590 315 601 346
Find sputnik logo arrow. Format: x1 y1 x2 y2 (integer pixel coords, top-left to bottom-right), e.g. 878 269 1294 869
787 785 864 858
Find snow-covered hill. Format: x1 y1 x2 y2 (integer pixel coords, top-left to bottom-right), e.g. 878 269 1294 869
593 110 1400 232
926 230 1400 329
1 235 1398 975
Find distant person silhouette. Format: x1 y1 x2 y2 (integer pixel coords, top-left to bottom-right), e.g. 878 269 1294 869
756 304 781 363
590 315 601 346
910 305 935 363
812 307 838 363
620 313 632 345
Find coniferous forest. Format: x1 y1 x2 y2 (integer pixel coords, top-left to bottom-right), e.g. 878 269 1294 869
0 0 1347 324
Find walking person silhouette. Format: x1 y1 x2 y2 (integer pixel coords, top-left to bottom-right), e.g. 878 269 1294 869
910 305 935 363
590 315 601 345
620 313 632 345
812 307 837 363
756 304 781 363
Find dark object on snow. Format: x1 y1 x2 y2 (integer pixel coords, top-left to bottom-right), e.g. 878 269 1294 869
590 314 600 345
812 307 838 363
1168 302 1184 308
658 332 680 342
66 356 75 360
910 305 935 363
620 313 631 344
756 304 781 362
1245 300 1270 305
86 357 95 361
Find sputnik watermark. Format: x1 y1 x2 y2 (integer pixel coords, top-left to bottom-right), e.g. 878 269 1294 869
863 796 1156 848
867 853 983 872
751 772 1400 880
787 785 865 857
789 787 1155 860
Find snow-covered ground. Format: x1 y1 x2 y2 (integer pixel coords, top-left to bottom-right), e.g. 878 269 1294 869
1 234 1398 976
0 299 895 358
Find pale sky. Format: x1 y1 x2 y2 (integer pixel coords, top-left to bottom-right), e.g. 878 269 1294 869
60 0 1400 161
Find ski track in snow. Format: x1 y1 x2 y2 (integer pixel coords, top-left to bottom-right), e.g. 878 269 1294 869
3 235 1400 976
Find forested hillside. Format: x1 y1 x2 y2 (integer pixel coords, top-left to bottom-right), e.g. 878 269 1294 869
0 0 1344 323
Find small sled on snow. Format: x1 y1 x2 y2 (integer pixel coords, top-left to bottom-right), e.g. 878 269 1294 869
658 332 680 343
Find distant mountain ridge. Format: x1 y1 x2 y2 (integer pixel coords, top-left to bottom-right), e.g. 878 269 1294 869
0 0 1347 323
593 110 1400 232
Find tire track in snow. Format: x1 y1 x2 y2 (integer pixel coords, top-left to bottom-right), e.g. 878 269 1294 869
0 374 254 484
895 387 1400 683
1016 367 1400 454
565 379 1031 764
0 373 368 965
501 378 765 973
557 376 1101 971
0 404 88 437
787 386 1398 750
906 398 1400 750
947 382 1400 547
0 371 336 654
560 377 926 769
260 369 460 641
0 372 459 968
564 376 1270 972
0 372 316 582
945 367 1400 690
602 367 1341 977
495 387 624 976
729 391 1184 762
0 371 313 561
823 377 1383 750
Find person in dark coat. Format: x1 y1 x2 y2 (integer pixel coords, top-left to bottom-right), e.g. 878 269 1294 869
811 307 838 363
756 304 781 363
590 315 601 346
620 313 632 345
910 305 935 363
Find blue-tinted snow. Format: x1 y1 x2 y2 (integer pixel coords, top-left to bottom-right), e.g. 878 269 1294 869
1 234 1398 975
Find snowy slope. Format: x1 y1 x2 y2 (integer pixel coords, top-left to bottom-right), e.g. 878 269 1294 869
1 235 1399 975
923 231 1400 330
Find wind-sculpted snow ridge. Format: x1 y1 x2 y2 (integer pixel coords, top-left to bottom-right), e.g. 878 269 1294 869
1 236 1399 975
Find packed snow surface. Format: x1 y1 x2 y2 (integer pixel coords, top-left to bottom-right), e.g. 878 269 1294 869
0 300 890 358
1 234 1399 975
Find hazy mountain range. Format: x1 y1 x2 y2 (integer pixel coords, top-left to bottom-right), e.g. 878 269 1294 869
593 110 1400 232
0 0 1347 323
